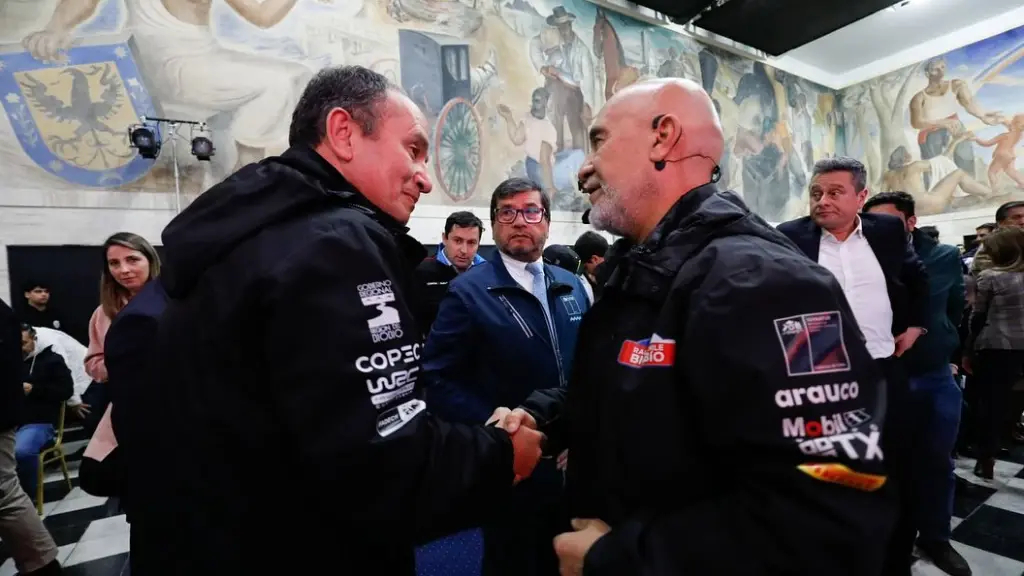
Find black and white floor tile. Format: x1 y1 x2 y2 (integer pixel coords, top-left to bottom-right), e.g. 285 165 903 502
912 446 1024 575
4 426 1024 575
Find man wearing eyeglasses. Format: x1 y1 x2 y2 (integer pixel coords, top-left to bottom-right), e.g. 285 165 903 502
421 177 591 576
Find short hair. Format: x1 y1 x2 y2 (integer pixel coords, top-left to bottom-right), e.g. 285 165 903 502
977 222 996 233
489 177 550 224
887 146 910 170
20 323 34 336
573 231 609 263
22 281 47 293
995 201 1024 224
863 191 915 219
531 87 550 100
919 226 940 241
812 157 867 192
289 66 393 147
444 211 484 236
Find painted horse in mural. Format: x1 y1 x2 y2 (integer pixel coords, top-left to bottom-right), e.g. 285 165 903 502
592 8 640 100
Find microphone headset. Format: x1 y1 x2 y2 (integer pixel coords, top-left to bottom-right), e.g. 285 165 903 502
650 114 721 182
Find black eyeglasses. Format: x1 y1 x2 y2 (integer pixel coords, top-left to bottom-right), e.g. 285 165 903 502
495 206 546 224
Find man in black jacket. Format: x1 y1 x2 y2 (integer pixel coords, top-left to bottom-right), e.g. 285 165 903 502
778 158 929 575
492 78 894 575
0 303 64 575
150 66 543 575
415 211 485 334
16 324 73 499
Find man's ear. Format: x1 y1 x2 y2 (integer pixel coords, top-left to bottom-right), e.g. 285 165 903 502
323 107 357 162
648 113 683 166
908 215 918 230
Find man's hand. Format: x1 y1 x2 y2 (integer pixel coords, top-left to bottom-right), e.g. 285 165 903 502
510 426 545 482
962 355 973 375
894 327 924 357
950 363 959 377
22 383 32 395
553 518 611 576
72 403 91 419
487 406 537 434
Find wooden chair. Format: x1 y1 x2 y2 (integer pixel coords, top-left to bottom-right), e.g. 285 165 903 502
36 404 73 515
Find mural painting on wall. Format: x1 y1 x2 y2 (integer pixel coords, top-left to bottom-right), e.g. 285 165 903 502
0 0 835 221
841 26 1024 216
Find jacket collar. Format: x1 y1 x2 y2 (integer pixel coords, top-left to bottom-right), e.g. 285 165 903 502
435 244 486 269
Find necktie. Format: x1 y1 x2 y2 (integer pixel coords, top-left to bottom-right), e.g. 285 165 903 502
526 261 555 341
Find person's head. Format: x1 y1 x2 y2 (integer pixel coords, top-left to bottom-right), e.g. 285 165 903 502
573 231 608 277
289 66 431 225
995 201 1024 228
887 146 912 170
20 323 35 357
442 211 484 271
543 245 582 275
101 232 160 319
490 178 550 262
981 227 1024 271
809 157 869 233
919 226 939 241
530 88 549 119
578 78 724 241
925 57 946 82
1010 114 1024 131
23 282 50 308
863 191 917 234
976 222 996 244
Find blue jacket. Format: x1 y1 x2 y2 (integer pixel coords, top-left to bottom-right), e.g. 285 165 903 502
422 251 590 424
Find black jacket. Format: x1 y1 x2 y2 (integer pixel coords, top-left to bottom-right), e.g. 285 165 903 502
22 344 73 426
521 185 894 575
151 146 514 575
0 299 23 432
105 278 168 518
415 256 459 335
776 213 930 338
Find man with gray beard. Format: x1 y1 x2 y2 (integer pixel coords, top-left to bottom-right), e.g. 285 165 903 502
489 78 896 575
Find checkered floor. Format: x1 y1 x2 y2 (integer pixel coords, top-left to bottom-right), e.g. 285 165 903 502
2 427 1024 576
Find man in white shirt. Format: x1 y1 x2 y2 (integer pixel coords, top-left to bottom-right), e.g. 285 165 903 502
778 157 930 576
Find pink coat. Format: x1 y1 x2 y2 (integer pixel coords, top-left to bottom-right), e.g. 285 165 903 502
83 306 117 461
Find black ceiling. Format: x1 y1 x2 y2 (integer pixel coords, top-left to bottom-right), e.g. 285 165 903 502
631 0 905 56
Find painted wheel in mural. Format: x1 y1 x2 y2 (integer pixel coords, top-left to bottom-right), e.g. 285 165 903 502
433 97 482 203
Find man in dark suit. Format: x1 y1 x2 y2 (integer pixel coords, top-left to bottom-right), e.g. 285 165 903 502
864 192 970 576
104 279 168 575
778 157 929 576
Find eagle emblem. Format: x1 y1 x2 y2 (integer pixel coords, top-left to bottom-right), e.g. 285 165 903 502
0 35 158 187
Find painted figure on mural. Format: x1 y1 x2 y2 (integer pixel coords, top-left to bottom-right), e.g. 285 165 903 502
882 135 994 216
973 114 1024 189
497 88 557 196
909 57 1004 181
528 5 596 153
22 0 313 171
591 8 639 100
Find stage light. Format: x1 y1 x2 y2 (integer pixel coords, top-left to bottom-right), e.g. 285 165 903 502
191 136 214 161
129 124 160 159
190 123 214 161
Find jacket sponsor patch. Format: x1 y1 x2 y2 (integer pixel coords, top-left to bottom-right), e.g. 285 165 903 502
797 463 887 492
774 311 850 376
618 334 676 368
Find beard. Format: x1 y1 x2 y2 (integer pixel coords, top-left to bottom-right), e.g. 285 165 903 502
588 177 655 239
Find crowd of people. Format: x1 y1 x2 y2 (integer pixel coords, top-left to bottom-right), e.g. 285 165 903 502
0 65 1022 576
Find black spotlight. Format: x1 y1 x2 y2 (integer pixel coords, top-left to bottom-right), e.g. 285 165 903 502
191 136 214 161
129 125 160 159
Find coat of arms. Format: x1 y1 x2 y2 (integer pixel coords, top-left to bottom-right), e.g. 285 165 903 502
0 33 158 188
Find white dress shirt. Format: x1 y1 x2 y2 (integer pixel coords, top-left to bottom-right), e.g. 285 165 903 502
818 218 895 359
500 251 542 293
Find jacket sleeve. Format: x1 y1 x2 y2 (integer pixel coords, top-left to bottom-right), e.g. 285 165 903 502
262 225 514 545
30 353 73 403
583 261 892 575
84 307 109 383
943 248 965 332
420 288 492 424
900 227 930 331
105 312 159 440
967 271 993 351
519 386 568 455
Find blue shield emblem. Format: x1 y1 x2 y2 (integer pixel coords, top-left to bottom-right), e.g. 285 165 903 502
0 33 159 188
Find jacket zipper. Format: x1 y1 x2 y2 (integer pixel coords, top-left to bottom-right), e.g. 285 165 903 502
502 290 567 388
499 295 533 338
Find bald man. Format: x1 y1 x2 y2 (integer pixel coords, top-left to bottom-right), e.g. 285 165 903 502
489 79 896 575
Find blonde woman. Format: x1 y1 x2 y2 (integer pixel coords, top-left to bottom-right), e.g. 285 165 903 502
80 233 160 494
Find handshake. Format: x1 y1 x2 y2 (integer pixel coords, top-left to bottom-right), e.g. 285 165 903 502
487 406 545 483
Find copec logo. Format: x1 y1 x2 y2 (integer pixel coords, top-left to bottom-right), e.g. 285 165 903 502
356 344 420 395
775 382 858 408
